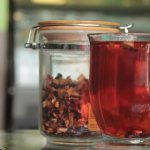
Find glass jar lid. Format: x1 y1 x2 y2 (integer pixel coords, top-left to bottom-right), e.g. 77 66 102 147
25 20 133 49
38 20 120 31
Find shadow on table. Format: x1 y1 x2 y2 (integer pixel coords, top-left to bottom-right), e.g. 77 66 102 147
42 144 96 150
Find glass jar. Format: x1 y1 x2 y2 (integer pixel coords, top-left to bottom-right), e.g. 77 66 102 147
25 20 120 148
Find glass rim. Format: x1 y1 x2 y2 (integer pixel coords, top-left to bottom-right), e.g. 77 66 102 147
88 32 150 42
88 32 150 37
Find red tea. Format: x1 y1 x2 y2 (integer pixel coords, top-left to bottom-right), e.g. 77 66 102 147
90 41 150 138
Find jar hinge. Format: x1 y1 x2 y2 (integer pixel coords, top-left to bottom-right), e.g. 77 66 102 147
24 26 40 49
118 24 134 33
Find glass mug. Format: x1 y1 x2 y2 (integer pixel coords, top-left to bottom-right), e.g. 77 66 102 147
88 33 150 144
